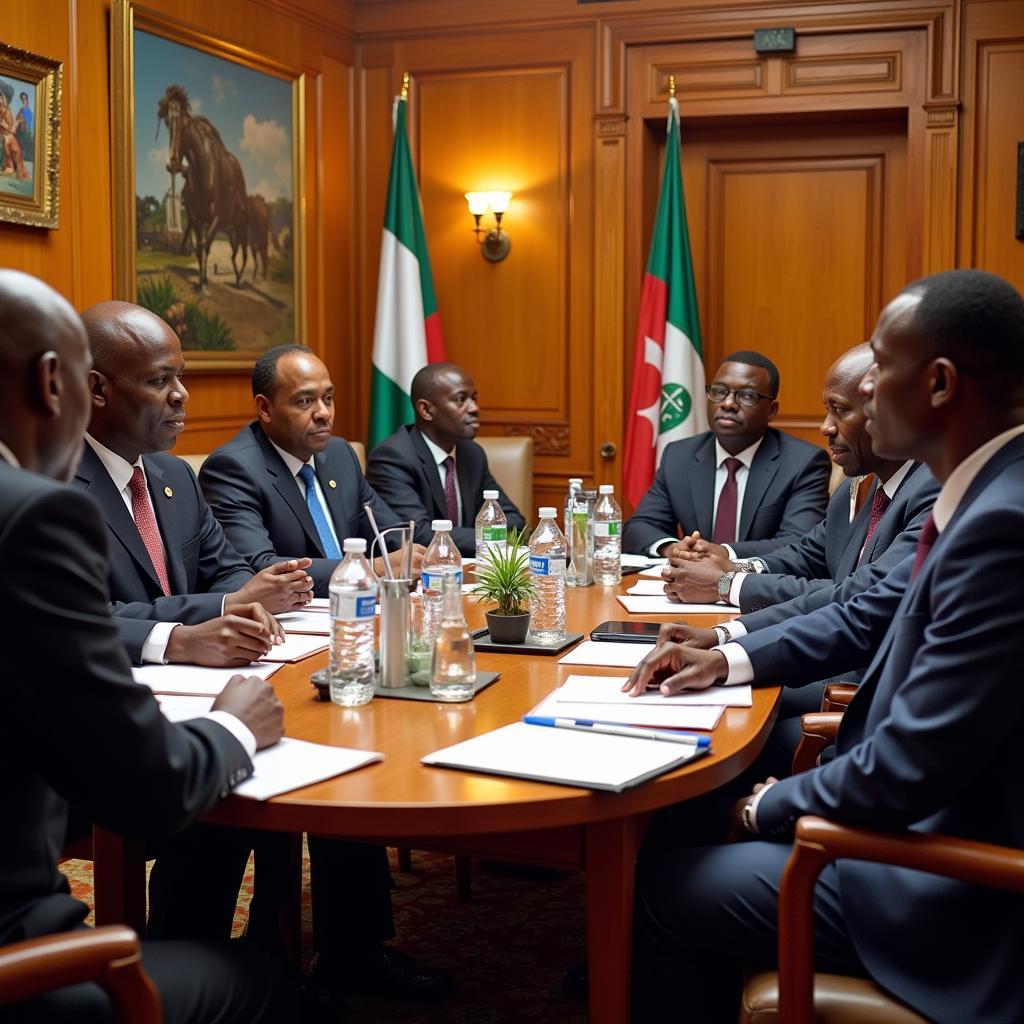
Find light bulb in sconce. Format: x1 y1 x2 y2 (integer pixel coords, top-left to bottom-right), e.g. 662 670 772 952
464 190 513 263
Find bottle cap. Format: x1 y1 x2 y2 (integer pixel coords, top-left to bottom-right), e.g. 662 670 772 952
538 506 557 519
342 538 367 553
483 490 499 500
599 484 614 494
569 477 583 485
431 519 453 532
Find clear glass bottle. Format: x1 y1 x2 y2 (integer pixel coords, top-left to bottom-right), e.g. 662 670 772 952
430 573 477 702
568 488 596 587
421 519 462 646
593 484 623 585
528 506 567 644
564 478 583 586
474 489 507 567
328 537 377 707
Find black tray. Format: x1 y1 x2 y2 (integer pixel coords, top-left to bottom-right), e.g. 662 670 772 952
311 669 500 702
469 629 584 656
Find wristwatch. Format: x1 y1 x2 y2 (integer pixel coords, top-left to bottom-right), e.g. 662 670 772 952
741 798 757 834
717 571 737 602
733 559 758 574
712 625 731 646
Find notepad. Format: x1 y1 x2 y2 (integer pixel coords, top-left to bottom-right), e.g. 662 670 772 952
639 561 669 578
558 640 653 668
626 579 670 595
622 553 665 569
133 662 281 696
233 738 383 800
260 633 328 662
617 594 737 615
155 694 216 722
278 610 332 635
556 674 752 708
528 689 723 731
422 721 707 792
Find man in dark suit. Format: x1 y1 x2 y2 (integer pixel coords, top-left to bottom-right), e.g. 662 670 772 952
73 302 314 667
626 270 1024 1024
0 269 293 1022
365 363 526 555
200 344 415 598
622 351 830 558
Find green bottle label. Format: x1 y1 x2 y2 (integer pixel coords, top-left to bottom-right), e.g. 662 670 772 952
482 525 507 543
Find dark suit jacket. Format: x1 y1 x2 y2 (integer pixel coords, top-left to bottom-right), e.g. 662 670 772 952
744 435 1024 1023
736 462 939 630
622 428 830 557
365 425 526 554
0 460 251 946
199 422 403 597
72 444 253 663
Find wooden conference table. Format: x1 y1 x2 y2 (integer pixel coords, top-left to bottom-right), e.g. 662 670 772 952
93 581 779 1024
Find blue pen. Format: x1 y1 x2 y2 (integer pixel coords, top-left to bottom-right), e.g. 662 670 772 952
523 715 711 748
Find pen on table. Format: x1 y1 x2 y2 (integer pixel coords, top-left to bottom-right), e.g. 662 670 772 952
523 716 711 748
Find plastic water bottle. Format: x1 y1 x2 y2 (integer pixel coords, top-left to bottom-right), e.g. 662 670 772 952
593 484 622 585
430 573 477 702
475 489 507 567
421 519 463 645
328 537 377 707
528 506 567 645
564 478 583 585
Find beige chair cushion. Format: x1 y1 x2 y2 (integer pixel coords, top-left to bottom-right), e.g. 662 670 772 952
828 460 846 496
475 435 533 520
179 453 207 475
349 440 366 472
741 972 928 1024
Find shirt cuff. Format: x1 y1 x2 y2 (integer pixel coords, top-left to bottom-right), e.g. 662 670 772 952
204 711 258 760
141 621 180 664
721 619 747 640
750 558 767 573
747 781 775 833
718 642 755 684
649 537 677 558
221 595 227 616
729 572 747 605
722 544 737 559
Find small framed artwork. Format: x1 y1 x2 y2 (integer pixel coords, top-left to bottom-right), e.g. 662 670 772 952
0 42 61 229
111 1 306 369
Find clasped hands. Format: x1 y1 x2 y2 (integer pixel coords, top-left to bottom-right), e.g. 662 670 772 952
661 531 737 603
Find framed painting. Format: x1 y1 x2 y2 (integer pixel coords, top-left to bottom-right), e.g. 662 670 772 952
0 42 61 229
112 1 306 369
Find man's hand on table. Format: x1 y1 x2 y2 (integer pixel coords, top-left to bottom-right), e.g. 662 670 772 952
661 560 725 603
621 642 728 697
166 604 283 667
656 622 719 650
212 673 285 750
228 558 315 614
666 533 736 572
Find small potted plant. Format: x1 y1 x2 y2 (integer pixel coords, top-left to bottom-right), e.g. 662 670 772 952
474 526 535 644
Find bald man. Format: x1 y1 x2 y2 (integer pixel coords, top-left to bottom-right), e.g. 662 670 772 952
0 271 293 1020
365 362 525 555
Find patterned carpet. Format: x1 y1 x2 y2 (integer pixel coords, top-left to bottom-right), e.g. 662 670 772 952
61 847 589 1023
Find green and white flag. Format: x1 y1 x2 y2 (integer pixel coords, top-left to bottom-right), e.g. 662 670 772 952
368 90 445 449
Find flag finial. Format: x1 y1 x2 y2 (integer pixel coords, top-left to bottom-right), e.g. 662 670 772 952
401 72 410 100
668 74 676 99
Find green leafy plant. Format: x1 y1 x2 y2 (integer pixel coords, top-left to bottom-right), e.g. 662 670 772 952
183 305 235 350
473 526 535 617
136 275 178 318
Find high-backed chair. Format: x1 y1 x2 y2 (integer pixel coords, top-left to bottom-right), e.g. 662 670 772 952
348 440 366 472
475 435 533 519
0 926 161 1023
179 452 207 475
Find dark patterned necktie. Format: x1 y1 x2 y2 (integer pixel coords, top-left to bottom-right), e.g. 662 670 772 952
443 456 458 525
910 514 938 580
857 486 892 564
128 467 171 596
712 457 742 544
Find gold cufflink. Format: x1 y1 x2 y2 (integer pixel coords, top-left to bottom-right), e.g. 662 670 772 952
164 486 173 498
328 479 337 489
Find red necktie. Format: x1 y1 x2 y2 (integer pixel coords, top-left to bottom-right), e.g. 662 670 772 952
910 514 938 581
127 467 171 597
442 455 458 525
857 486 892 563
712 457 742 545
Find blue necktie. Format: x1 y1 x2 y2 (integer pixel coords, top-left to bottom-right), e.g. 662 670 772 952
298 464 341 559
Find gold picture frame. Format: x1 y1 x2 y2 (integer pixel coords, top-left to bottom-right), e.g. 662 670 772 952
0 42 61 229
111 0 306 370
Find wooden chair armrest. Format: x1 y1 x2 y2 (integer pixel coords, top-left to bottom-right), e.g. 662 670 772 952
0 926 162 1022
822 683 857 712
790 712 844 775
778 817 1024 1024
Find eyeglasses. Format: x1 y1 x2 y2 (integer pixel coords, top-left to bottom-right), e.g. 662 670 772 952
705 384 774 408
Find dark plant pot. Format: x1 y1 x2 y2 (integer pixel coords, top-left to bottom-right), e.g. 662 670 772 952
485 611 531 644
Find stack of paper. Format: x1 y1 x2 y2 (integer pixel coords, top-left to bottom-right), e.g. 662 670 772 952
558 640 653 668
556 674 751 708
626 579 670 596
133 662 281 696
622 553 665 570
277 609 331 635
261 633 328 663
155 694 215 722
529 689 724 731
234 738 383 800
617 593 736 615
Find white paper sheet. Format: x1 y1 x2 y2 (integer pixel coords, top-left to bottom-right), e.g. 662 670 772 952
558 640 654 668
617 594 737 615
278 610 331 635
639 562 669 578
132 662 281 696
555 674 752 708
155 694 215 722
260 633 328 663
233 738 383 800
622 553 665 569
626 579 670 595
529 690 722 731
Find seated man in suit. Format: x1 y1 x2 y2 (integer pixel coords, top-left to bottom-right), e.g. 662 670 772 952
74 301 314 667
365 362 526 555
200 344 415 598
0 268 293 1022
622 351 831 558
626 270 1024 1024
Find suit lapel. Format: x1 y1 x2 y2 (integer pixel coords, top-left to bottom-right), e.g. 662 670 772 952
455 441 480 529
76 444 163 593
691 435 717 538
738 432 780 540
413 429 448 520
834 479 875 577
257 431 326 556
144 457 187 594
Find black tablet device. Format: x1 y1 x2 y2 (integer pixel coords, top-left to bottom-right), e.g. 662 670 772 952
590 620 663 643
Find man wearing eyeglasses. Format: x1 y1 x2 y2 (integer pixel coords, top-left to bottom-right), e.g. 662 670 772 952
623 351 831 563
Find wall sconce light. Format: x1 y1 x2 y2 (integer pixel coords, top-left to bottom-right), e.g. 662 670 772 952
465 191 513 262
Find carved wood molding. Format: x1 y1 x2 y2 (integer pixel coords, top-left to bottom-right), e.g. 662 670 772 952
595 114 627 138
503 424 571 457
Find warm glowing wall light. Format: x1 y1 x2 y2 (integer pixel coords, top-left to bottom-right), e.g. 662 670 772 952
465 191 513 262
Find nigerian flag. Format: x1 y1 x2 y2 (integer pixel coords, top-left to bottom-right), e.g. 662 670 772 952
368 90 445 449
622 94 706 507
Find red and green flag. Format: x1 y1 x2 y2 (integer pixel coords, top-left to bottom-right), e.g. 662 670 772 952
622 95 706 507
368 89 445 449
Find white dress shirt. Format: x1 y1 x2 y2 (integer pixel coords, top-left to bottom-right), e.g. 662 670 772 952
270 439 341 552
417 429 463 525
